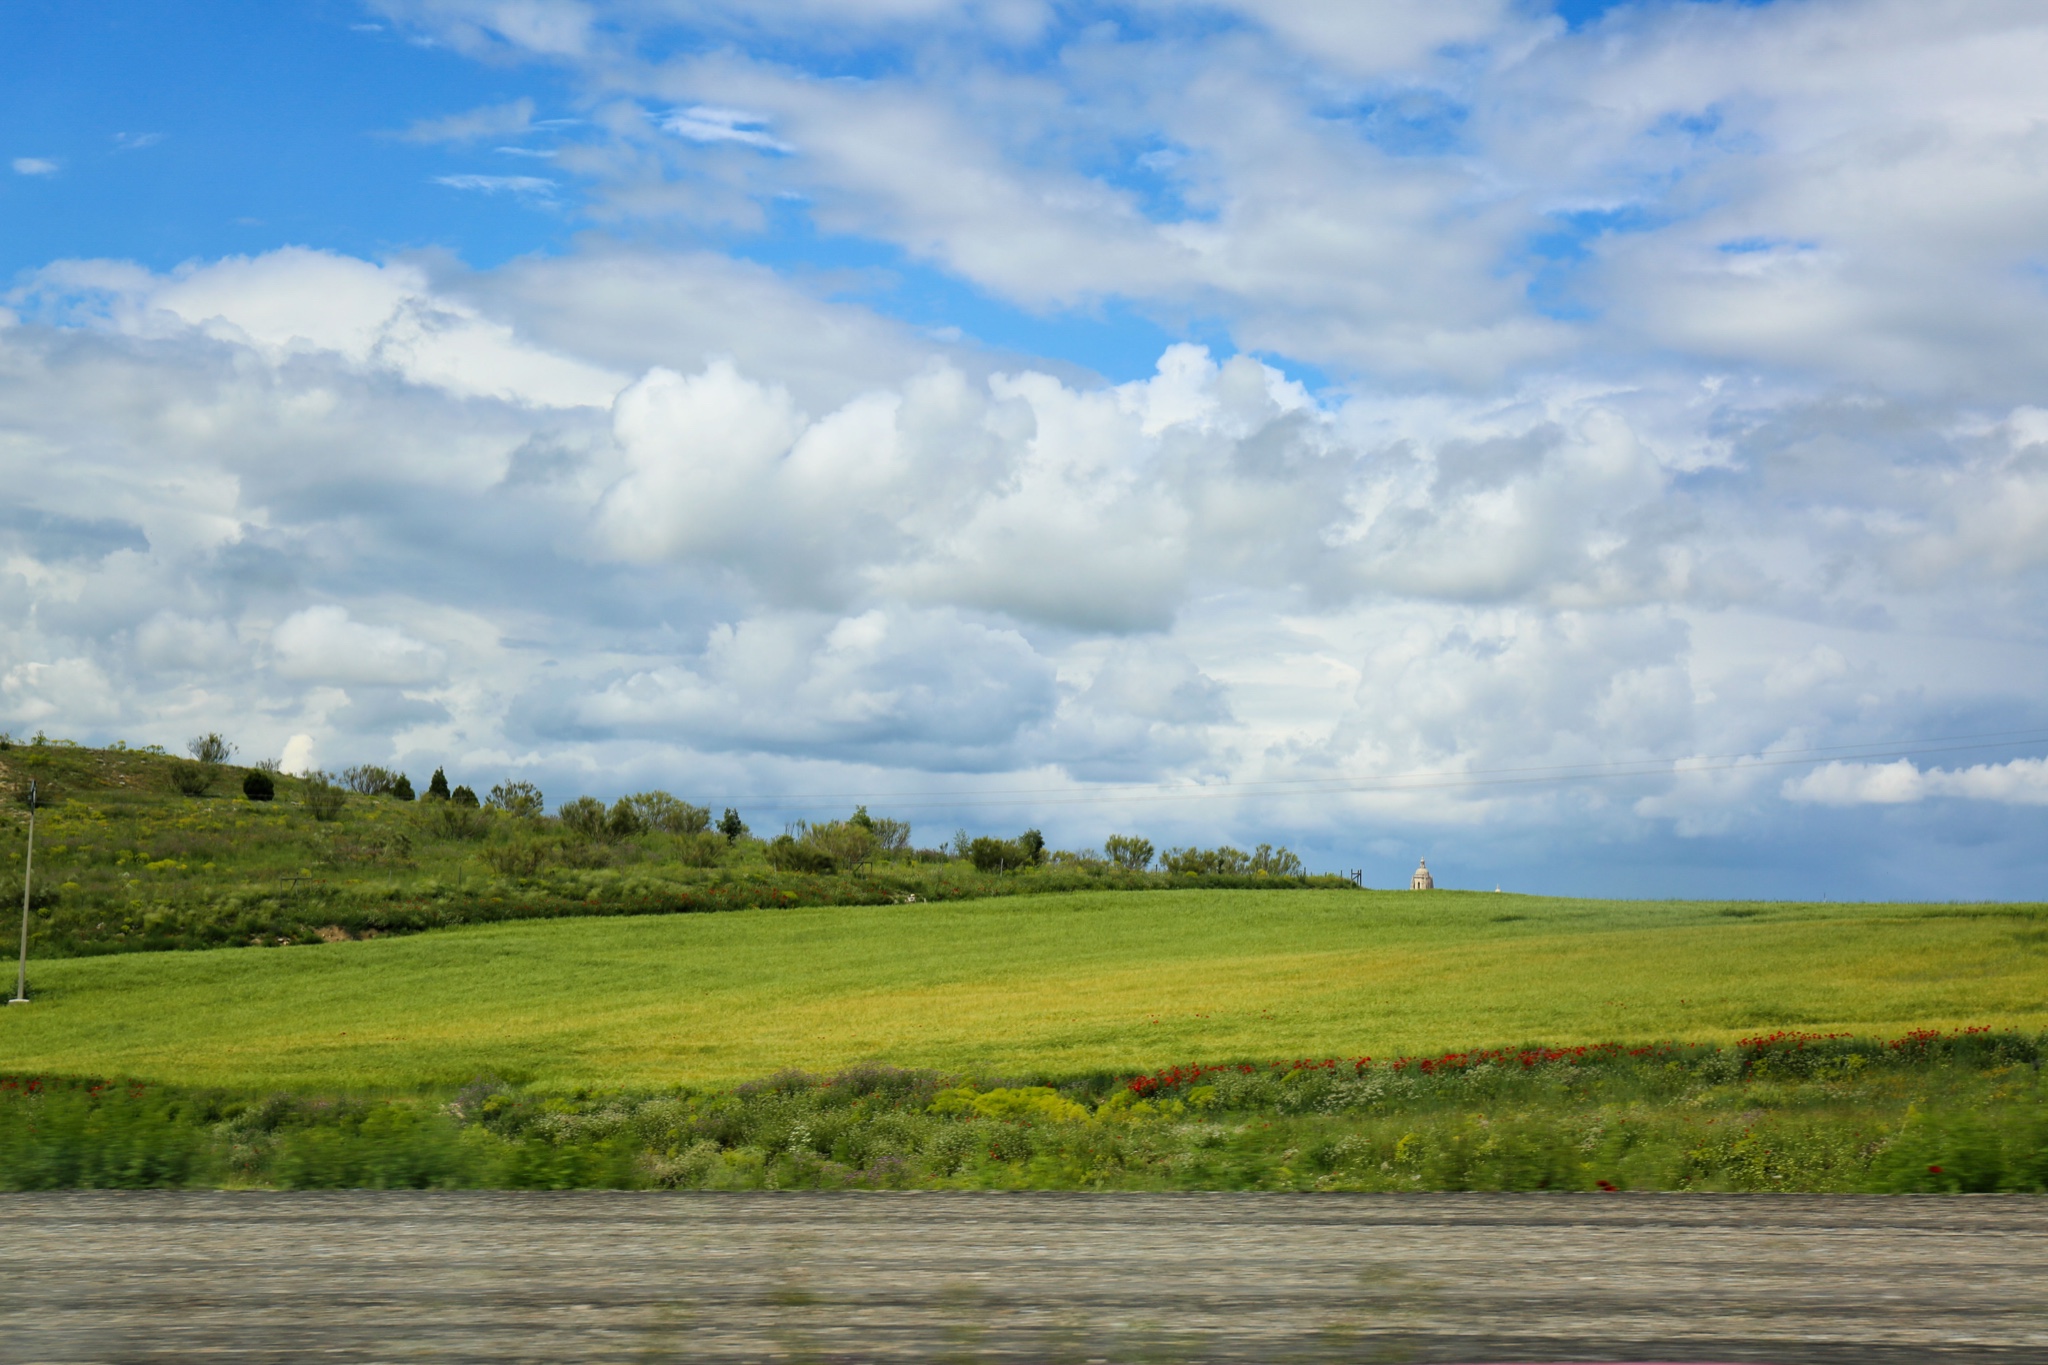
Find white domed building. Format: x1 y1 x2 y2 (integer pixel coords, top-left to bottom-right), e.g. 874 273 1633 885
1410 859 1434 890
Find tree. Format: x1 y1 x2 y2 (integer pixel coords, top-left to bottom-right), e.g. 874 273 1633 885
426 767 451 801
626 791 710 834
1249 843 1304 876
485 780 541 817
1160 845 1253 876
605 797 645 838
805 819 876 871
341 765 414 797
1105 834 1154 871
187 733 234 765
450 784 480 809
718 808 748 843
847 806 909 856
967 836 1024 873
558 796 607 838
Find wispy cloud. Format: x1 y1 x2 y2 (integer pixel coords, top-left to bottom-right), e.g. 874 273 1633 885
12 157 58 176
401 98 535 144
661 106 793 153
433 173 556 198
111 132 165 151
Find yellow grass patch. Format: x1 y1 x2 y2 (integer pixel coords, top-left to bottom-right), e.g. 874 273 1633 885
2 890 2043 1089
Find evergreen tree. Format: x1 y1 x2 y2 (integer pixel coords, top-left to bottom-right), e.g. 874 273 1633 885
426 767 451 801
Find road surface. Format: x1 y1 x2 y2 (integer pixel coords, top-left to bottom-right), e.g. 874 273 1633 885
1 1193 2043 1362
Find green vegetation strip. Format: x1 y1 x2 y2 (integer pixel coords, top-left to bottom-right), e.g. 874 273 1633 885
3 890 2045 1089
4 1031 2042 1192
0 739 1343 958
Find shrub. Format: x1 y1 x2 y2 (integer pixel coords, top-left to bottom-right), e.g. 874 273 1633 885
425 767 451 801
419 801 488 840
242 771 275 803
392 774 415 802
559 796 608 839
968 832 1043 872
187 733 235 765
765 833 836 874
1104 835 1153 871
168 761 213 798
623 791 709 835
967 837 1016 873
485 781 541 818
451 785 481 809
481 839 553 878
673 831 726 868
301 772 346 822
603 798 646 838
718 808 748 842
805 819 875 871
849 806 911 855
342 765 407 797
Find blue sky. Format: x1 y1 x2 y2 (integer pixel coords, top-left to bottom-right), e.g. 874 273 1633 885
5 0 2048 897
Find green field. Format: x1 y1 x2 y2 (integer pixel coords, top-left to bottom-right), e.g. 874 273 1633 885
5 889 2044 1090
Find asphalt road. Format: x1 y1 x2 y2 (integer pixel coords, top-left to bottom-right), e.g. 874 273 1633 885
0 1193 2043 1363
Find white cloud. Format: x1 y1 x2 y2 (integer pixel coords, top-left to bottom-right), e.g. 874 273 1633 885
271 606 445 686
402 98 537 143
660 106 792 152
1785 757 2048 807
1 658 119 725
17 247 626 410
279 733 319 776
372 0 597 56
11 1 2048 892
434 173 557 197
12 158 58 176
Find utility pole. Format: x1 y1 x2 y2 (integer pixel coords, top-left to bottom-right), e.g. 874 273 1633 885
12 779 35 1004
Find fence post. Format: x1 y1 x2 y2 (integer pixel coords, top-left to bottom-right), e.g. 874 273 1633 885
11 778 37 1004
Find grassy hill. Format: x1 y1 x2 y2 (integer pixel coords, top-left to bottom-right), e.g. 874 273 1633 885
4 886 2043 1091
3 742 2043 1192
0 735 1340 958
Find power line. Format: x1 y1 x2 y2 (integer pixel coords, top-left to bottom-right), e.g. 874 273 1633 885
717 727 2048 814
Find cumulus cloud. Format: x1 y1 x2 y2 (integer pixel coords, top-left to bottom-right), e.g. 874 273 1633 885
14 247 626 409
271 606 445 686
8 3 2048 893
1785 758 2048 807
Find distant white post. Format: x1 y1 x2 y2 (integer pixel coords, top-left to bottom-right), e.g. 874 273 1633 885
11 778 34 1004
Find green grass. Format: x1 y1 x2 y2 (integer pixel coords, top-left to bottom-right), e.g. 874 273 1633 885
5 889 2045 1090
0 737 1341 958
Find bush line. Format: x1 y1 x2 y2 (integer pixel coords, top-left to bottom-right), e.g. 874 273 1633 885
2 1027 2040 1192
